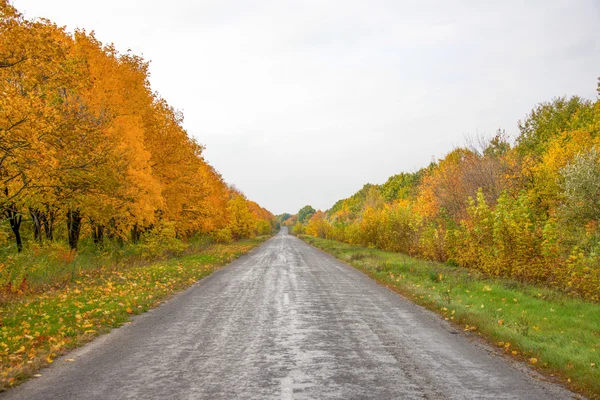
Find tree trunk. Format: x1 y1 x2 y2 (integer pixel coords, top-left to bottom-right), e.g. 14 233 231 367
5 204 23 252
29 208 43 242
92 224 104 247
131 224 141 243
106 218 116 240
66 209 82 250
107 218 124 246
42 206 56 241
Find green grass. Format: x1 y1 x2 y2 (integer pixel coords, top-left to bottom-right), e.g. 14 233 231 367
0 237 268 390
0 234 217 296
301 235 600 399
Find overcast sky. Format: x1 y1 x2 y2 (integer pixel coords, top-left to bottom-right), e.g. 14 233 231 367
13 0 600 215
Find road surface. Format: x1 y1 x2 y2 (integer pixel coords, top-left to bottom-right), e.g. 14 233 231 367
2 228 577 399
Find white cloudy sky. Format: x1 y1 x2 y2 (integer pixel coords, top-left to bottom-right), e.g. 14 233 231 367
13 0 600 214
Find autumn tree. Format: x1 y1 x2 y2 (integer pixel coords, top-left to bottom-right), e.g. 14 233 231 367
0 2 273 253
0 5 85 249
297 205 316 224
516 96 592 156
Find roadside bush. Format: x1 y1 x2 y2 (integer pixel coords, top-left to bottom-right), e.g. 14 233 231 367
212 228 233 244
292 223 304 235
326 221 348 242
356 207 385 248
418 222 447 262
256 220 273 236
381 204 417 254
305 211 331 238
0 241 77 295
453 190 494 271
139 222 187 259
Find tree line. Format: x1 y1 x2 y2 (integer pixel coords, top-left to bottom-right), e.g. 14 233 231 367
0 1 274 252
289 85 600 301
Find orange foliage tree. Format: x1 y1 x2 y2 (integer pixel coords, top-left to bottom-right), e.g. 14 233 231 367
0 2 273 252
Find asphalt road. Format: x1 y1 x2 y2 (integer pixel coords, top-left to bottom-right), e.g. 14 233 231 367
3 228 578 399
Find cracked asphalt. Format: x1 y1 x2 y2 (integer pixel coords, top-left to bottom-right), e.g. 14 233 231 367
2 228 578 399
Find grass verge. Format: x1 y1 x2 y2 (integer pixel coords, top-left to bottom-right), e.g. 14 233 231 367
0 237 267 391
301 235 600 399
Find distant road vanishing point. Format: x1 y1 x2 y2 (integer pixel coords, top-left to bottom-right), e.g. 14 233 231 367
2 228 577 399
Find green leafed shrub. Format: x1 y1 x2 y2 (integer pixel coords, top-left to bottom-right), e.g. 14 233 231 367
139 222 187 259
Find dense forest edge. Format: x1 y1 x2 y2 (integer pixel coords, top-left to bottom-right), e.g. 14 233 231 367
0 1 277 294
284 79 600 302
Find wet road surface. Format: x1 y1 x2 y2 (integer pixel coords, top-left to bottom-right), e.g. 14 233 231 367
2 228 578 399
